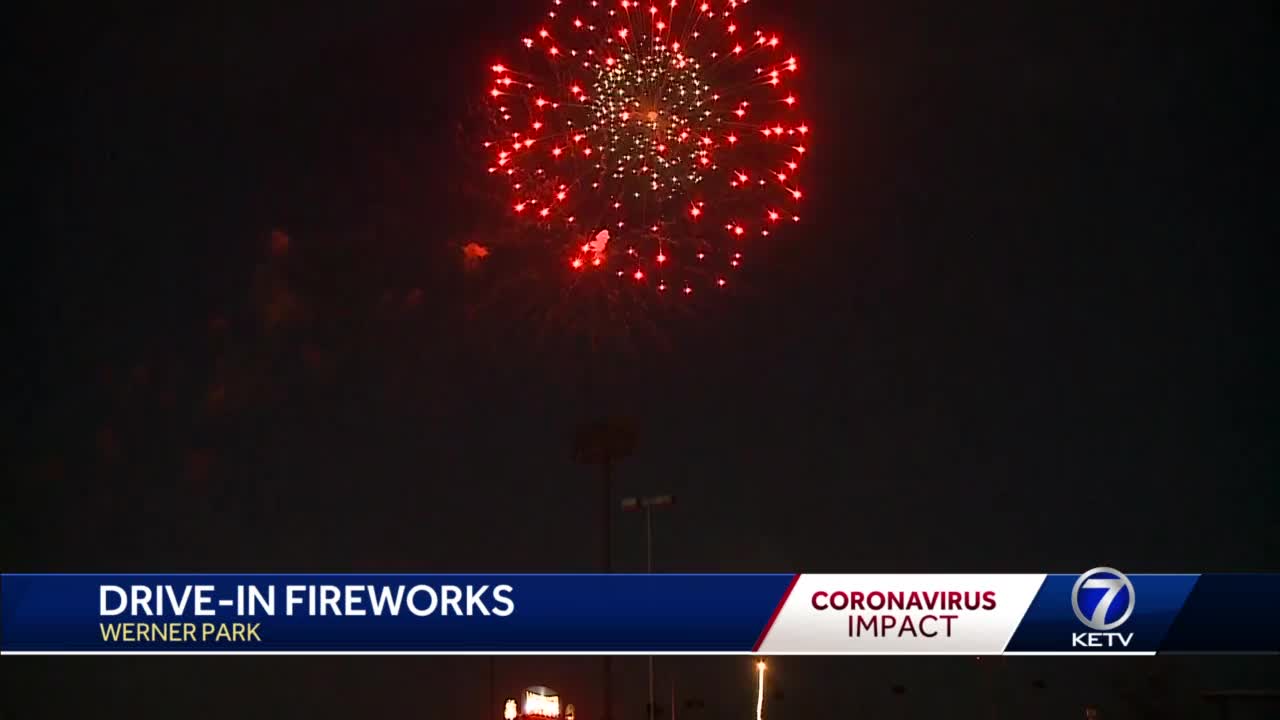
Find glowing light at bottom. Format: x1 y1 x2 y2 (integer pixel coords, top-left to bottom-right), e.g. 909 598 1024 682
755 661 766 720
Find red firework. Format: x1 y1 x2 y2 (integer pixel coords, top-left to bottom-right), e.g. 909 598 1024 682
484 0 809 295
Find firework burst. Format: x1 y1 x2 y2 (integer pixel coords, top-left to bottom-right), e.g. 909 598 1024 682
483 0 809 296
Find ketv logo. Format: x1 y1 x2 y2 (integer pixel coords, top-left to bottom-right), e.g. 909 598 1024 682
1070 567 1136 649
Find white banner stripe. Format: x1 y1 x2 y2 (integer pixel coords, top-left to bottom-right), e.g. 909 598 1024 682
2 650 1160 657
1003 652 1157 656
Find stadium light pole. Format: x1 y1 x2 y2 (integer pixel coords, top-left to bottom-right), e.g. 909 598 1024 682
574 418 637 720
621 493 675 720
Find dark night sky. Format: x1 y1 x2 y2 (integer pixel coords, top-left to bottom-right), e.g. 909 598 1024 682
8 1 1278 718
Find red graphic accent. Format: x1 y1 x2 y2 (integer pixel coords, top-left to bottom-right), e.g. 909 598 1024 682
753 574 801 651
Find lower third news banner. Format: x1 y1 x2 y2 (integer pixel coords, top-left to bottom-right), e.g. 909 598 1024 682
2 571 1277 655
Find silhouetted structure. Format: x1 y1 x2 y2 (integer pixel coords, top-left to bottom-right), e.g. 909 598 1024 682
573 417 637 720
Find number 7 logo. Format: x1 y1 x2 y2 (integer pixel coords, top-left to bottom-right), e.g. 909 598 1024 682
1071 568 1136 631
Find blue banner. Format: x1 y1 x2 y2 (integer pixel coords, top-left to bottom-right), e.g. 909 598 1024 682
1004 572 1280 655
1 574 794 653
1159 574 1280 653
2 572 1276 654
1005 574 1199 653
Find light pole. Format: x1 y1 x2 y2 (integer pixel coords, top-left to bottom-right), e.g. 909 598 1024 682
755 660 766 720
575 418 637 720
621 493 675 720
